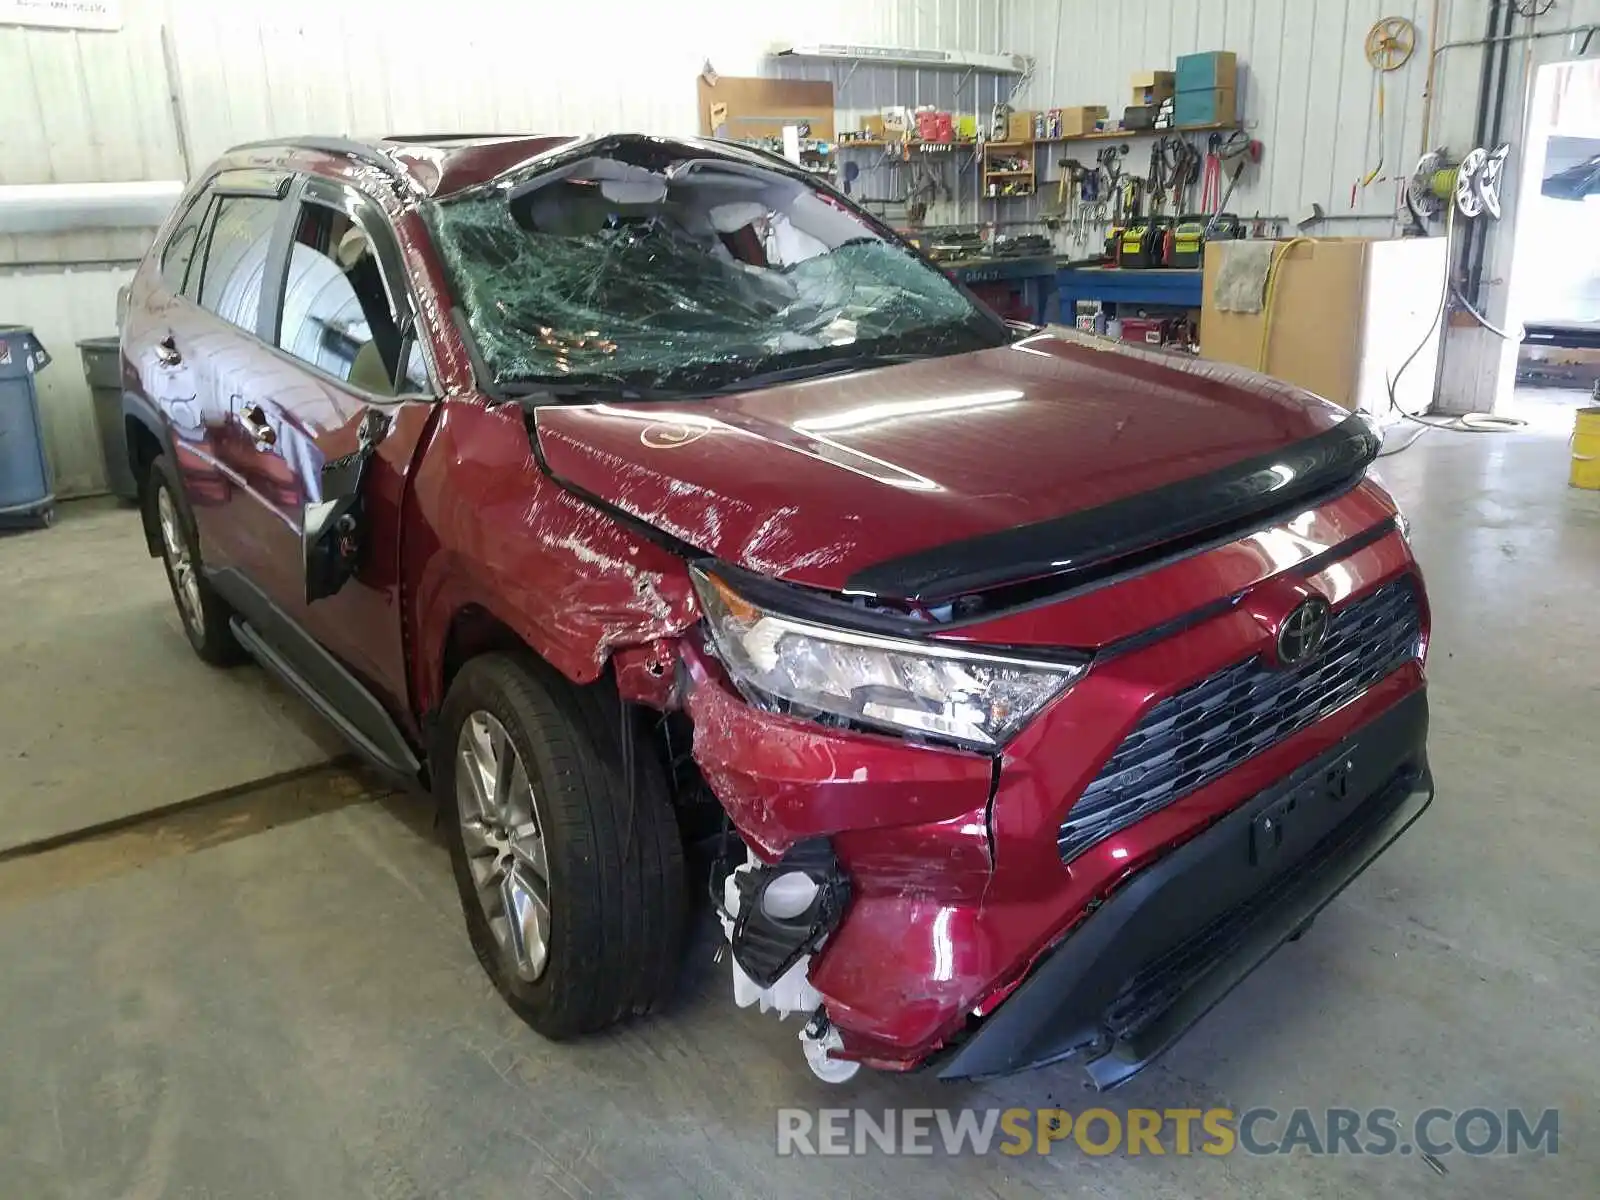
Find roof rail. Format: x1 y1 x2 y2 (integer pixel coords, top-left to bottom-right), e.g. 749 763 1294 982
230 135 416 191
382 132 522 143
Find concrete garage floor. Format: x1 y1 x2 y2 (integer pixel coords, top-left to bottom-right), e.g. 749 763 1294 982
0 500 343 851
1 404 1596 1199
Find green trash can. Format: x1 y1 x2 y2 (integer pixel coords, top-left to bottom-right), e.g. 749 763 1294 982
77 336 137 501
0 325 55 529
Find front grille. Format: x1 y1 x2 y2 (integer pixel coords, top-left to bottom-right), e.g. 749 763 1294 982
1058 578 1422 864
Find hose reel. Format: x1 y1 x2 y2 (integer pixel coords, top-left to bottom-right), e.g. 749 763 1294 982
1405 145 1511 226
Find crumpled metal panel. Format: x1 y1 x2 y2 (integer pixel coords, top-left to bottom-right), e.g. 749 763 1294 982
405 401 699 715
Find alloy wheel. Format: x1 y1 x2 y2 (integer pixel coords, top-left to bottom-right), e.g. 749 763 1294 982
455 711 551 981
157 486 204 637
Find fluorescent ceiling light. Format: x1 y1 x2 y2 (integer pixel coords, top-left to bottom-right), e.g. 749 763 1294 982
770 43 1028 74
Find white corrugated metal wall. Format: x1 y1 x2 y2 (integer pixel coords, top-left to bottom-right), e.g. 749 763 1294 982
0 0 1016 495
1003 0 1600 414
6 0 1598 483
1003 0 1474 238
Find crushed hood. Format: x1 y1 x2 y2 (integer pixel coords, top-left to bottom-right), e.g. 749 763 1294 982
532 329 1375 600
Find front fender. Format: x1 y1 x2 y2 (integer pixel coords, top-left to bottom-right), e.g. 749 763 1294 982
402 401 699 719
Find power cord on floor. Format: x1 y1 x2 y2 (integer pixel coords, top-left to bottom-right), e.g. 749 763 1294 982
1377 204 1526 457
1377 412 1529 456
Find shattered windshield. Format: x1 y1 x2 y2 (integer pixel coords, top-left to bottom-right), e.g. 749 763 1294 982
425 144 1005 395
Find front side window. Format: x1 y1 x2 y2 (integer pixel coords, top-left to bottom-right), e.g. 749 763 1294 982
425 141 1005 396
276 199 417 394
193 195 280 333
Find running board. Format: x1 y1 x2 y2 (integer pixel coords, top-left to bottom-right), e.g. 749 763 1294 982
229 617 421 785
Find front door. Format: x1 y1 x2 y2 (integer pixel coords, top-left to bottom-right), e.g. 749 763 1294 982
222 173 439 737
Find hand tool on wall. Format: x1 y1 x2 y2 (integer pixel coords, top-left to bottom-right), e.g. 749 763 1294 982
1159 134 1201 213
1217 130 1255 178
1146 142 1165 215
1205 133 1261 235
1200 133 1222 213
1121 176 1143 222
1057 157 1084 207
1359 16 1417 193
1080 164 1101 203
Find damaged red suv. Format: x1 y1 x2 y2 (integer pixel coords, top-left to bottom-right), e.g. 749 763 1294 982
121 133 1432 1087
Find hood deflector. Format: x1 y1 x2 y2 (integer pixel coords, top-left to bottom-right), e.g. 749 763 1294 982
847 416 1381 603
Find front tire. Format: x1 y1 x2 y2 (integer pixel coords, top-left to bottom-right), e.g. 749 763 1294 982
437 653 687 1038
146 454 242 667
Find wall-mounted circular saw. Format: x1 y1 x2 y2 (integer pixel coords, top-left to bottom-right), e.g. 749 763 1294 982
1404 144 1512 229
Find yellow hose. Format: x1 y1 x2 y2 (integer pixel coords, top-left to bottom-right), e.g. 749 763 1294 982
1258 237 1313 372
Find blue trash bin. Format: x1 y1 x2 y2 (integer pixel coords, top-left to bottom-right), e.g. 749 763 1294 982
0 325 55 529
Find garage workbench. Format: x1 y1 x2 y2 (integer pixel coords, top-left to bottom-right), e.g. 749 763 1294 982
945 255 1057 324
1054 265 1204 322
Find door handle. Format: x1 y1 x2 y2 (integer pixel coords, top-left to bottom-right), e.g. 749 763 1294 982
239 402 277 447
155 335 182 367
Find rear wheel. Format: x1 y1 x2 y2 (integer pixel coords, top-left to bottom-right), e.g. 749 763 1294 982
147 455 242 666
437 653 686 1038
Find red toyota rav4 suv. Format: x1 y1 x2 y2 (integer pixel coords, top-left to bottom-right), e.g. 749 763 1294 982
122 133 1432 1086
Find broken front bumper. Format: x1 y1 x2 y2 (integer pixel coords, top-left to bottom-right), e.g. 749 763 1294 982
936 688 1433 1087
683 515 1427 1073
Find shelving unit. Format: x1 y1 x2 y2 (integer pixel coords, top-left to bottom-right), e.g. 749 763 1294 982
838 139 978 150
982 141 1035 198
1034 120 1239 144
837 121 1239 155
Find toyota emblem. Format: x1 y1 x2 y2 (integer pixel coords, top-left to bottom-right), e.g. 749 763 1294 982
1276 596 1331 666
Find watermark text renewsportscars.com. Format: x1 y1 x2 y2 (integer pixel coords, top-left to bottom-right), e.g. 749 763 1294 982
776 1106 1560 1158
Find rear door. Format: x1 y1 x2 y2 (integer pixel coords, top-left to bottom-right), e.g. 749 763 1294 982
182 185 300 580
126 169 292 568
222 172 440 735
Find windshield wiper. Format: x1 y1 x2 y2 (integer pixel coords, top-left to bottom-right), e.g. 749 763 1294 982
499 350 948 404
496 378 679 404
696 352 930 395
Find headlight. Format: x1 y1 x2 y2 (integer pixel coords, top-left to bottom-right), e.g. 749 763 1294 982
691 568 1085 749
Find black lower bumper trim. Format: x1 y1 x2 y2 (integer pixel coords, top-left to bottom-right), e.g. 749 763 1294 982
937 689 1433 1086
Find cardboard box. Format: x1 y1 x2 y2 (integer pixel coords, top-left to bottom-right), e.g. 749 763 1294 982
1200 237 1449 414
880 107 912 141
1131 70 1175 105
697 76 836 140
1007 109 1039 141
860 115 886 138
1176 50 1237 93
1175 87 1235 127
1056 105 1109 137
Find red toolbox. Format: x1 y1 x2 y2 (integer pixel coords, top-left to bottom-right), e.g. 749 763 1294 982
1119 316 1171 346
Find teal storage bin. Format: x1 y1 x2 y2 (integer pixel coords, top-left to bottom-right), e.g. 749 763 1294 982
1175 51 1237 93
1176 88 1236 127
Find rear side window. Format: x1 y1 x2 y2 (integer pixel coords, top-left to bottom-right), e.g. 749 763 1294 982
159 193 213 296
192 195 281 333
